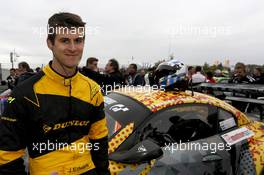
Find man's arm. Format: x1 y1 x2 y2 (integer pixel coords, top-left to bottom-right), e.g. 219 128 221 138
89 87 110 175
0 89 27 175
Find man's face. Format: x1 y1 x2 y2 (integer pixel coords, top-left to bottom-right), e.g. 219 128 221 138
88 61 98 71
128 65 136 74
105 61 113 73
140 69 145 76
188 68 195 75
234 68 246 78
17 66 26 75
10 70 15 76
47 27 84 68
253 69 261 76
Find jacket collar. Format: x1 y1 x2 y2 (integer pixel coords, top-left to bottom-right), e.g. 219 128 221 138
43 61 79 86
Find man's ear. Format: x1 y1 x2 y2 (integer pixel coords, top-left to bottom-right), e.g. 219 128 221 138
47 38 53 51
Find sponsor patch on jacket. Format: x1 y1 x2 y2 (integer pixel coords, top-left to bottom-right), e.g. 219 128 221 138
43 120 90 133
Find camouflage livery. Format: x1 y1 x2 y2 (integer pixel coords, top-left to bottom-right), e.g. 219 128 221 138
108 89 264 175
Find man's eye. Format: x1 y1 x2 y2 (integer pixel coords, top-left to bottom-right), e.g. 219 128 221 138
75 38 83 44
61 39 69 44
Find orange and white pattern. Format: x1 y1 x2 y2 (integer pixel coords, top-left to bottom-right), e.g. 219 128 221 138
108 89 263 174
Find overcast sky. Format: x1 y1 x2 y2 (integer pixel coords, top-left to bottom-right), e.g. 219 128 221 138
0 0 263 68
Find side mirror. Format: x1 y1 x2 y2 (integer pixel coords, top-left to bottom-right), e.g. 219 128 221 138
109 139 163 164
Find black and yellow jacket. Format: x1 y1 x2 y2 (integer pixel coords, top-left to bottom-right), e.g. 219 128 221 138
0 62 109 175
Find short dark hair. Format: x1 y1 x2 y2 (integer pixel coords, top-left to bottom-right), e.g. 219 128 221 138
109 59 119 72
188 66 194 71
47 12 86 44
86 57 98 66
206 71 213 79
129 63 137 71
255 67 263 74
235 62 246 71
35 67 41 72
10 68 16 71
18 61 30 72
195 66 202 72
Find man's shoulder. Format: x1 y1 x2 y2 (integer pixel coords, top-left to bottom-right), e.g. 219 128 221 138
15 72 45 94
78 72 101 89
78 73 103 100
18 72 45 87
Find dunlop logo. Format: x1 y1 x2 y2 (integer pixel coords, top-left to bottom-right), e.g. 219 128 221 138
43 120 90 133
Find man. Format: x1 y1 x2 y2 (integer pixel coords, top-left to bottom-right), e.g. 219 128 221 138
144 67 156 86
187 66 195 80
229 62 255 84
15 61 36 85
35 67 41 73
0 12 109 175
82 58 124 94
104 58 124 86
127 63 144 86
228 63 255 112
86 57 98 72
206 71 216 83
6 68 16 89
191 66 206 84
253 67 264 84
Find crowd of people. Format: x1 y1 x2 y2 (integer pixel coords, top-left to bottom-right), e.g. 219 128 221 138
189 63 264 85
2 59 264 97
4 62 41 90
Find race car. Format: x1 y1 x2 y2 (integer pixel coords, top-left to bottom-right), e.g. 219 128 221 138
105 88 264 175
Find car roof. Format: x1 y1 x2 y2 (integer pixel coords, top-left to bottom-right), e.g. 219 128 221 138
110 89 250 126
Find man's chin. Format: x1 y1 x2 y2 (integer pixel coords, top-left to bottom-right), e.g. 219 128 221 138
64 64 79 69
64 59 81 69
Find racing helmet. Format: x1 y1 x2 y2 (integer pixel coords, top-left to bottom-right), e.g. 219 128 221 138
156 59 188 90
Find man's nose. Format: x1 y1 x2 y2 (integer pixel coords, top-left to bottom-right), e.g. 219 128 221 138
68 42 77 51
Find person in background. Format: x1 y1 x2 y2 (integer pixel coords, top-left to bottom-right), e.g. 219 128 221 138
85 57 99 72
103 58 125 87
192 66 206 84
6 68 17 90
253 67 264 84
206 71 216 83
229 62 255 84
228 63 255 112
139 69 146 86
144 67 156 86
127 63 144 86
16 61 36 85
35 67 41 73
187 66 195 80
82 58 125 94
